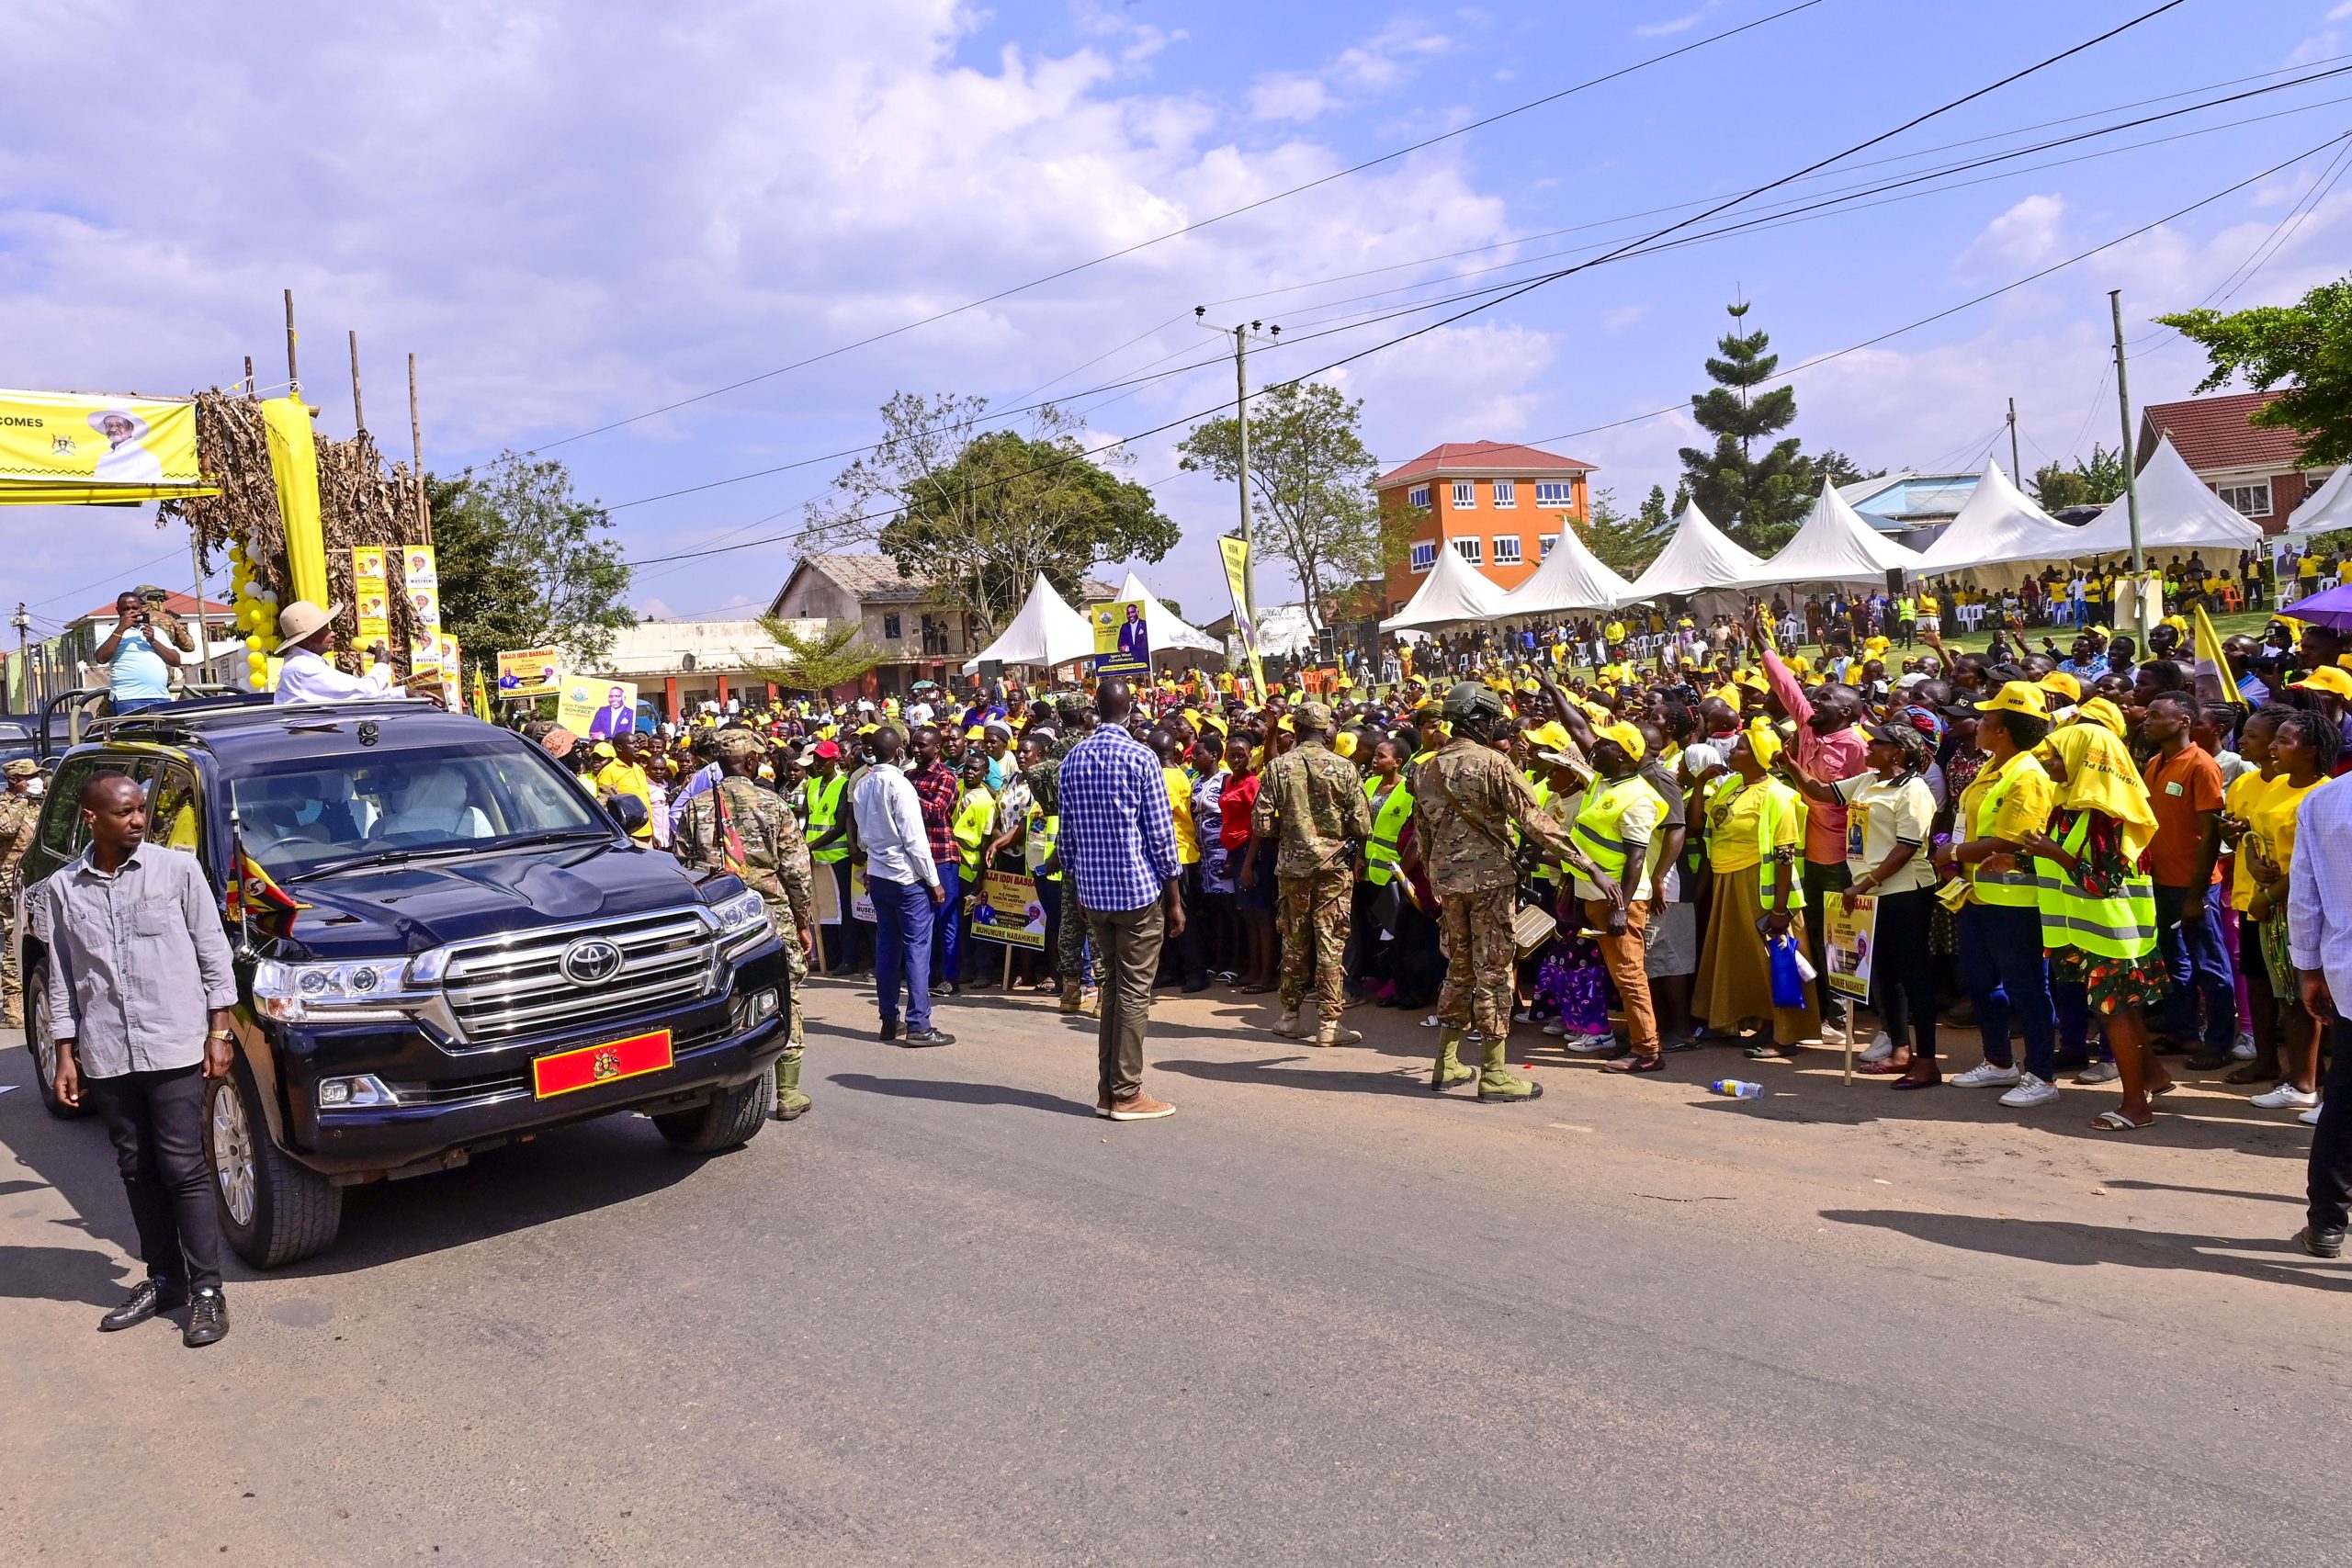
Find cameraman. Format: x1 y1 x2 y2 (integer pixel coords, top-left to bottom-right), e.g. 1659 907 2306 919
92 589 183 714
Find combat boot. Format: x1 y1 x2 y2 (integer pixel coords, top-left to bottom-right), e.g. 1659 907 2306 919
1059 977 1083 1014
1430 1027 1475 1090
1082 987 1101 1017
1476 1034 1544 1103
773 1047 811 1122
1313 1017 1363 1047
1270 1006 1305 1037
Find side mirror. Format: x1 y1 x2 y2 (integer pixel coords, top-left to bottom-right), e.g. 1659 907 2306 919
609 794 650 836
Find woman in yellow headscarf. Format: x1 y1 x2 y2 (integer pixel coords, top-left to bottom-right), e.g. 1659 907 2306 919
1691 720 1817 1055
2022 717 2171 1129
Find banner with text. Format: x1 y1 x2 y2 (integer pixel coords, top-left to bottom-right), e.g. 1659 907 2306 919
1089 599 1151 676
0 389 202 489
496 647 562 699
351 547 390 647
1823 889 1877 1003
1216 536 1268 699
968 869 1046 949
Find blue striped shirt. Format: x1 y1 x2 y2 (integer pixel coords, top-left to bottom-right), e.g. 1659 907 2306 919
1057 724 1179 913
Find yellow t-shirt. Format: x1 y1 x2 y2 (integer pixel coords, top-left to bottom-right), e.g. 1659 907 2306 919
1164 766 1201 865
2224 772 2276 912
1956 751 2053 897
1706 777 1801 876
595 760 654 840
2246 775 2322 897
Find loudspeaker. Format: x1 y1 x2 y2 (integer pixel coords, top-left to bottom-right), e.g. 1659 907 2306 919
979 660 1003 681
1884 568 1905 597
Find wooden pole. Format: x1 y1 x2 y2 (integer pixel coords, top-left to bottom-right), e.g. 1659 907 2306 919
283 289 300 390
243 355 256 399
348 330 367 437
408 352 433 545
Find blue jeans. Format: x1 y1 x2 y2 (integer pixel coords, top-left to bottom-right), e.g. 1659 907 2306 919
2155 882 2236 1053
1958 902 2057 1078
112 695 171 714
869 874 935 1033
931 861 964 987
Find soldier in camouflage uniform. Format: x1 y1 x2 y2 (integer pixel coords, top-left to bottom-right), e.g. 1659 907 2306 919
1412 682 1581 1101
0 760 39 1025
674 730 818 1120
1250 700 1374 1046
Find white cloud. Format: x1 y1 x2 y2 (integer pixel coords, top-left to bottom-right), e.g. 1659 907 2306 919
1600 303 1651 332
1243 17 1453 120
1956 194 2068 276
1247 73 1338 122
1634 4 1717 39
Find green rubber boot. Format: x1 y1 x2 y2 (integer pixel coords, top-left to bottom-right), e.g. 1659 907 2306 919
1430 1026 1476 1091
773 1045 811 1121
1476 1032 1543 1103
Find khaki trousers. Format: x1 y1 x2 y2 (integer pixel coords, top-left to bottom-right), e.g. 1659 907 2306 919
1585 897 1658 1055
1086 901 1166 1103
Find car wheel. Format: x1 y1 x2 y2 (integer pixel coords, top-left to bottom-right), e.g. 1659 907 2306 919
206 1057 343 1269
24 982 92 1121
651 1075 770 1155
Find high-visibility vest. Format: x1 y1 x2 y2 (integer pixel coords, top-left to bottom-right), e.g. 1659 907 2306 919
2035 811 2157 959
1363 779 1413 886
1749 777 1808 911
1025 801 1060 875
1572 775 1667 885
954 790 994 880
807 773 848 863
1965 753 2047 908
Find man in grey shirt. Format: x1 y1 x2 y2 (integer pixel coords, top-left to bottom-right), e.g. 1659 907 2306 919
38 772 240 1347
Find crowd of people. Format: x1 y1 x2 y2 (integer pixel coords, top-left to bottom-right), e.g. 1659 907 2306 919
505 588 2352 1260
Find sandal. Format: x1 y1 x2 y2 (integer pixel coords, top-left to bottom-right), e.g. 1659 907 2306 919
1606 1053 1665 1074
1744 1043 1796 1061
1890 1075 1942 1090
2090 1109 2154 1131
1856 1059 1910 1076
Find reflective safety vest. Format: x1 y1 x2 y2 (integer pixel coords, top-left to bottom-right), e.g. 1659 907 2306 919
807 773 848 863
1024 801 1060 875
954 790 995 880
1572 775 1667 886
1965 754 2045 908
2034 811 2157 959
1363 779 1413 886
1747 777 1809 911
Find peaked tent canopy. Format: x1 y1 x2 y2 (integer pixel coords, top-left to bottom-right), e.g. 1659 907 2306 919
2066 433 2265 557
1626 501 1770 599
961 573 1093 672
2286 461 2352 536
1909 458 2086 585
1113 570 1221 657
1499 525 1641 615
1749 479 1922 589
1380 541 1507 631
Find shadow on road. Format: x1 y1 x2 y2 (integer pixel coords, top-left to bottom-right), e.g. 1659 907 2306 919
1154 1055 1429 1098
828 1072 1096 1117
1821 1207 2350 1293
0 1242 134 1307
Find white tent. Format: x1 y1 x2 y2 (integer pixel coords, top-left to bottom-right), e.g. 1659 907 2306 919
1380 542 1506 631
1111 570 1221 658
1749 479 1922 589
1627 501 1770 599
2286 463 2352 536
961 573 1093 672
2066 433 2265 557
1498 525 1641 615
1909 458 2086 586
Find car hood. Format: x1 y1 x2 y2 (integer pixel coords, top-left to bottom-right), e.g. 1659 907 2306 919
280 841 719 957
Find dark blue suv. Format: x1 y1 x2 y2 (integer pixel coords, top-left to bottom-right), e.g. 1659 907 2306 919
13 696 789 1267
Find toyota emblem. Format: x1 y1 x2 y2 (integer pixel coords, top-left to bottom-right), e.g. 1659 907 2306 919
560 938 625 985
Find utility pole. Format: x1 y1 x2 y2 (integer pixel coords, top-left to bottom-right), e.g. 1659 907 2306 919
284 288 300 392
1194 310 1280 625
2007 397 2021 484
2109 289 2149 637
11 604 28 717
408 353 433 545
348 330 367 437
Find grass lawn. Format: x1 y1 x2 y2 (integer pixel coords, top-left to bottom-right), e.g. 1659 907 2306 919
1886 606 2283 660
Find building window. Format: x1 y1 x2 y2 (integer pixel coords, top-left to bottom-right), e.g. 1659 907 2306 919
2218 481 2272 518
1409 540 1436 573
1492 479 1517 509
1453 536 1482 566
1452 479 1476 509
882 612 902 639
1492 536 1522 566
1535 480 1575 507
1407 484 1430 510
1539 533 1560 559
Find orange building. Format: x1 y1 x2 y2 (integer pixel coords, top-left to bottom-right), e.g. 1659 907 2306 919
1376 440 1596 612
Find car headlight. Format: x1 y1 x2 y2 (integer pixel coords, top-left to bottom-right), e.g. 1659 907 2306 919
254 957 431 1022
711 889 774 953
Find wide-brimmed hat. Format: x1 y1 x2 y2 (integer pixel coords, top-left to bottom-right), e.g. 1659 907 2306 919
277 600 343 644
87 407 149 441
540 727 579 759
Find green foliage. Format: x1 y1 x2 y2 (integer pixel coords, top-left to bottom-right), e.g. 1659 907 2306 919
1179 380 1402 630
427 453 636 668
1583 487 1673 578
2030 444 2130 511
1677 300 1821 554
1636 483 1672 537
744 615 881 696
2156 275 2352 466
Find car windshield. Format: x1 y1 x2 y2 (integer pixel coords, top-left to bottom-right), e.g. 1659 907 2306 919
229 738 607 879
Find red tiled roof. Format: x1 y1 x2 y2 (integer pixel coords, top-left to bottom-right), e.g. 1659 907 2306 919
2137 389 2308 475
1377 441 1597 487
72 591 233 626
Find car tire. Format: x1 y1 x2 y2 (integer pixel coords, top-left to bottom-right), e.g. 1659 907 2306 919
24 980 93 1121
207 1057 343 1269
652 1075 769 1155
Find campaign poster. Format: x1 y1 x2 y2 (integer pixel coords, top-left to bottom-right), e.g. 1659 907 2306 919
1217 536 1269 699
968 869 1046 949
497 647 561 698
559 677 639 740
351 547 390 645
1823 889 1876 1003
0 389 202 489
1090 599 1150 675
402 544 440 590
849 866 876 924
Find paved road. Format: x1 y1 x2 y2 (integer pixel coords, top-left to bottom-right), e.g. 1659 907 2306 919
4 976 2346 1565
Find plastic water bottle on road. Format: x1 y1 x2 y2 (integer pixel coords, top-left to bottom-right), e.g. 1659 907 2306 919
1711 1079 1765 1099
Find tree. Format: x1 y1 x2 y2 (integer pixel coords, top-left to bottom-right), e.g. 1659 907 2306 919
1583 487 1672 578
1178 380 1408 633
2157 274 2352 466
1678 299 1816 554
741 615 880 697
1636 483 1673 537
429 453 635 667
2030 444 2130 511
812 394 1179 643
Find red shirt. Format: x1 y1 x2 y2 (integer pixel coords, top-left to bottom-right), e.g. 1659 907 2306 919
2142 743 2224 886
1219 772 1261 852
907 759 961 865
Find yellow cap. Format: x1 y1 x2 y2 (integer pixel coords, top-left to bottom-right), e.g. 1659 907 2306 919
1742 719 1781 770
2292 665 2352 701
1975 681 2049 718
1593 721 1645 762
2075 696 2127 736
1525 720 1572 753
1333 731 1359 759
2038 670 2082 704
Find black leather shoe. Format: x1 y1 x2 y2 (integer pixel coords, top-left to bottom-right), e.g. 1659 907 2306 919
98 1278 186 1333
183 1287 230 1348
900 1028 956 1046
2296 1224 2346 1259
879 1020 900 1042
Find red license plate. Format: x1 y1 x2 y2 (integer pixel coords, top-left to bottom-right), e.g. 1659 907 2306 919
531 1029 674 1099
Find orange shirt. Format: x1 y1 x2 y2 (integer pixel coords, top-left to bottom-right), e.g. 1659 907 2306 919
2143 744 2223 886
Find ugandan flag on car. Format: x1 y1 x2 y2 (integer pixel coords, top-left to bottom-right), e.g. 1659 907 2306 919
224 852 305 920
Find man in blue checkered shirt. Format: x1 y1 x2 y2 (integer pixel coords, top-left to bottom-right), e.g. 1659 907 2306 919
1057 680 1182 1122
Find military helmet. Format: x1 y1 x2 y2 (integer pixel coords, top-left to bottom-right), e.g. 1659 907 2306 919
1440 680 1508 722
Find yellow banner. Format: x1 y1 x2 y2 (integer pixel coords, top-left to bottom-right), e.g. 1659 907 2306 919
1090 599 1150 675
496 647 561 698
262 396 329 607
351 547 390 645
558 677 639 739
969 869 1046 949
1216 536 1268 699
0 389 202 489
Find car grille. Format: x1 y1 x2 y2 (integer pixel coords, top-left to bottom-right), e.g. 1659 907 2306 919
439 909 722 1046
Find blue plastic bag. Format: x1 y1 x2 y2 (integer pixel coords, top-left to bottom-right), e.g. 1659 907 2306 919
1768 932 1806 1010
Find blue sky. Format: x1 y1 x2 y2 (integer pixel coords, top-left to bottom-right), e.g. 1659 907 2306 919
4 0 2349 637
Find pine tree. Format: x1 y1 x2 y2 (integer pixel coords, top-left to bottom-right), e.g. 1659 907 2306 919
1636 483 1672 536
1677 299 1814 554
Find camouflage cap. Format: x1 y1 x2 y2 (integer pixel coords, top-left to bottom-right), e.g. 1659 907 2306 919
716 729 765 762
3 758 40 779
1292 699 1334 728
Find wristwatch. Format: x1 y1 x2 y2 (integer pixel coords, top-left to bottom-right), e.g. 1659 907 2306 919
206 1030 234 1042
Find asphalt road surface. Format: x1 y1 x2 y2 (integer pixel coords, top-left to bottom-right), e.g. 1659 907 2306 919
4 976 2346 1566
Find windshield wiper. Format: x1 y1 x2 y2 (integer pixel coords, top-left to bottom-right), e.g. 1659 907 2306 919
282 843 483 883
487 829 613 852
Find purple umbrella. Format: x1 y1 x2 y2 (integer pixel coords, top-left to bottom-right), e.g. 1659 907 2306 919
2281 584 2352 630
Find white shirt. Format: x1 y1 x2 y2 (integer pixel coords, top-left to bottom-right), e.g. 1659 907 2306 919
2289 776 2352 1007
851 761 940 889
275 648 399 705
